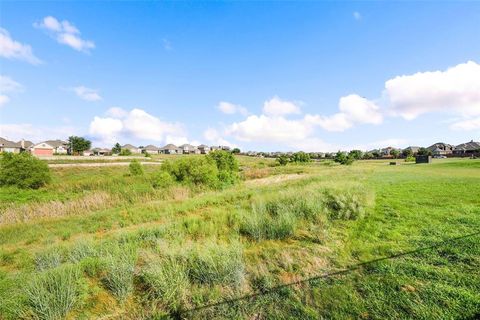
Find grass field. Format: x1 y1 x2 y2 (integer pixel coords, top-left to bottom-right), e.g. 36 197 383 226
0 157 479 319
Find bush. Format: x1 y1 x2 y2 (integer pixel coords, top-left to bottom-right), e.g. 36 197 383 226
186 243 244 287
151 171 175 189
120 148 132 156
334 151 355 165
140 257 189 311
290 152 310 163
129 159 144 176
25 265 83 320
0 152 51 189
161 157 219 188
276 155 289 166
206 150 239 185
405 155 415 162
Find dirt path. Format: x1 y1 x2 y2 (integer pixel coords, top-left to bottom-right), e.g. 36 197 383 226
48 162 162 168
245 173 309 186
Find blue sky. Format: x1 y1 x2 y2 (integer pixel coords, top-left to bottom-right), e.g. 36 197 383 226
1 1 480 151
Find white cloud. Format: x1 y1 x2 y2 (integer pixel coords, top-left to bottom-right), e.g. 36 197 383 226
0 123 77 142
35 16 95 53
450 117 480 131
385 61 480 120
262 96 301 116
0 75 23 107
217 101 248 116
89 108 187 145
71 86 102 101
0 28 42 64
305 94 383 132
203 127 234 147
227 114 312 143
353 12 362 20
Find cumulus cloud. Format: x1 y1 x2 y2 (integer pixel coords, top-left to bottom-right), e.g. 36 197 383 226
305 94 383 132
386 61 480 120
217 101 248 116
203 127 235 147
70 86 102 101
262 96 301 116
0 28 42 64
0 75 23 107
89 107 187 145
34 16 95 53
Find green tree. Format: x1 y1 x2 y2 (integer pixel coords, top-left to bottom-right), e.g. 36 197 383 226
417 147 432 156
120 148 132 156
290 152 311 163
362 152 374 160
348 150 363 160
112 143 121 154
0 153 51 189
402 148 413 158
390 149 400 159
207 150 239 185
231 148 241 154
334 151 354 165
276 154 289 166
68 136 91 155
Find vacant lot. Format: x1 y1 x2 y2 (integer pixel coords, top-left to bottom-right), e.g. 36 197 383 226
0 157 479 319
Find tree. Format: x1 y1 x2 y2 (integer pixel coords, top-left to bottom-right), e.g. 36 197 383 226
290 152 311 163
372 150 381 158
363 152 374 160
276 154 289 166
417 147 432 156
0 153 51 189
120 148 132 156
68 136 91 155
402 148 413 158
231 148 241 154
348 150 363 160
112 143 121 154
207 150 239 185
390 149 400 159
334 151 354 165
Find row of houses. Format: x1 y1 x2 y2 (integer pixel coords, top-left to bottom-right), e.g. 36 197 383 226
372 141 480 157
0 137 231 156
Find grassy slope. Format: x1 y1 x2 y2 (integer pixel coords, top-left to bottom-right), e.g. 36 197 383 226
0 158 479 319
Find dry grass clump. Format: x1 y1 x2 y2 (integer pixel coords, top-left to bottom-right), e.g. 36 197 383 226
0 191 113 224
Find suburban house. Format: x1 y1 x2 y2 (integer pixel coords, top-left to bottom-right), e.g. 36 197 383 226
403 146 421 155
179 144 196 154
427 142 455 156
122 144 142 154
453 140 480 156
143 145 160 154
44 140 69 154
197 144 210 154
379 147 400 157
31 142 55 156
93 148 111 156
0 138 34 153
160 144 180 154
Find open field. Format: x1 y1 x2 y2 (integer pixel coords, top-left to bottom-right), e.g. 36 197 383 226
1 157 479 319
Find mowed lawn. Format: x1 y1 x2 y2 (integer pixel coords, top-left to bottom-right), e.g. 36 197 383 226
0 158 479 319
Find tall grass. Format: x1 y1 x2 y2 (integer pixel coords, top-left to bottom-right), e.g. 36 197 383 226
140 257 189 311
35 248 63 271
186 242 244 287
25 265 82 320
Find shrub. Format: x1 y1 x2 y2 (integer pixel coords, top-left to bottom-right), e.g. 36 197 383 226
129 159 144 176
120 148 132 156
186 243 244 287
290 152 311 163
25 265 82 320
276 155 289 166
151 171 175 189
405 155 415 162
101 245 138 301
161 157 219 188
206 150 239 185
0 152 51 189
140 257 189 311
334 151 355 165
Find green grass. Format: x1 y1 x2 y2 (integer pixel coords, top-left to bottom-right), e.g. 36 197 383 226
0 157 479 318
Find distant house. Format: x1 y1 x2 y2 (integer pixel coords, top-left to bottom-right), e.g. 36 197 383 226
160 144 179 154
403 146 421 155
31 142 55 156
454 140 480 156
122 144 142 154
0 138 20 153
83 150 93 156
179 144 196 154
143 145 160 154
92 148 111 156
379 146 400 157
427 142 454 156
44 140 69 154
197 144 210 154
